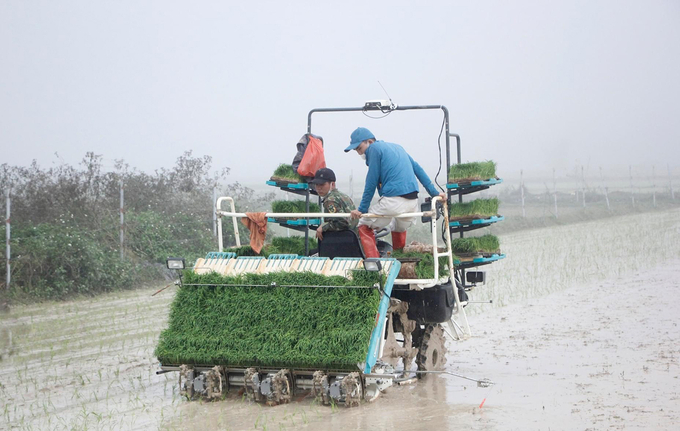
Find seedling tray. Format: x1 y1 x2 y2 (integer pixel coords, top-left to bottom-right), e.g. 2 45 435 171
266 180 318 196
447 178 503 195
449 215 505 233
453 253 505 269
268 217 321 226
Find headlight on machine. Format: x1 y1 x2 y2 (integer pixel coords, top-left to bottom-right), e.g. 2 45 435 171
166 257 186 270
363 258 382 272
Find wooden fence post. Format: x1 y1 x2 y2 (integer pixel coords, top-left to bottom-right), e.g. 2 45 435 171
5 188 9 290
581 166 586 208
212 185 218 237
553 168 558 219
119 181 125 260
652 166 656 208
520 169 526 218
668 164 675 200
600 167 610 211
629 165 635 207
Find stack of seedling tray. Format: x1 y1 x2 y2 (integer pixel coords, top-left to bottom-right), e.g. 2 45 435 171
265 164 321 255
268 200 321 227
447 161 503 195
447 160 505 269
155 270 383 370
449 197 504 233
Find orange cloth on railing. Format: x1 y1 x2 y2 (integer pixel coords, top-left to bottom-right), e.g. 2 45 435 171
241 212 268 254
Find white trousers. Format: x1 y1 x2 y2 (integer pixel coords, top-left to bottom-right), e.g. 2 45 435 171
357 196 419 232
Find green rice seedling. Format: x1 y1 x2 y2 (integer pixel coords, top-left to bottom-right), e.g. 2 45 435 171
448 161 497 182
267 236 317 256
449 198 499 220
451 234 500 255
271 164 306 183
474 234 500 253
390 250 449 278
154 270 383 370
450 238 478 254
227 236 317 257
226 245 262 257
271 200 321 214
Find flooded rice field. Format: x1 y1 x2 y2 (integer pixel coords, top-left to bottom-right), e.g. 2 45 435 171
1 208 679 430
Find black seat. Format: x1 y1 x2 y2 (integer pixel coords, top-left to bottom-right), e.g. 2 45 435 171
318 230 365 259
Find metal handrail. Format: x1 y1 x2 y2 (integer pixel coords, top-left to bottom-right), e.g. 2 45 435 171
215 194 471 338
216 197 240 247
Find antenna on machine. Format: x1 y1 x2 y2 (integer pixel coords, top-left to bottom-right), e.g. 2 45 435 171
378 81 397 110
362 82 397 116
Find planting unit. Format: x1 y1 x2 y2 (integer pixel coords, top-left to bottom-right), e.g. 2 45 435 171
156 102 498 406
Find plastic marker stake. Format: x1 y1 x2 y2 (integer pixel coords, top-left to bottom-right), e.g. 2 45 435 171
479 398 486 409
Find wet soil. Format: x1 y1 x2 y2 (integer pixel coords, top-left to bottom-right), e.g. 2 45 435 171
1 209 679 430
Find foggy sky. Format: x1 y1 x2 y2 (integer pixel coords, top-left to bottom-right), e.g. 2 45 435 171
1 1 679 184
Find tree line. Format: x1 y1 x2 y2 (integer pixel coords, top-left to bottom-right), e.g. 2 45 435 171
0 152 273 302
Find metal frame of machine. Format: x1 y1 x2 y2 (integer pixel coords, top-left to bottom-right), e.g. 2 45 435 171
158 102 502 405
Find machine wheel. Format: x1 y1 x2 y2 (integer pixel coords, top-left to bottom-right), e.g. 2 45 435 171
416 324 448 373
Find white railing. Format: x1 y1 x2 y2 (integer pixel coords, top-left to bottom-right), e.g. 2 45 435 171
216 197 241 248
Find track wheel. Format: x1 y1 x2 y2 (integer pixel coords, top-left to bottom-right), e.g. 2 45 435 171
341 372 363 408
416 324 448 373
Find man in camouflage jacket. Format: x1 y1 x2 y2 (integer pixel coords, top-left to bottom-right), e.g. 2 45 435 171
309 168 357 240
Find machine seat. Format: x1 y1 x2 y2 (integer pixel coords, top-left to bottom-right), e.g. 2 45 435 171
318 230 365 259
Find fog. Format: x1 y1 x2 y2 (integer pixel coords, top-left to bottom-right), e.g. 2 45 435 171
1 1 679 184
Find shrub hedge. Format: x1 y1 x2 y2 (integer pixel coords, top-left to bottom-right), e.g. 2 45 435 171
2 224 137 299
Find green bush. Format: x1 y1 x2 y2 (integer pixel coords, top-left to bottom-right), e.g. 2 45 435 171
3 223 137 299
155 270 382 369
125 211 215 264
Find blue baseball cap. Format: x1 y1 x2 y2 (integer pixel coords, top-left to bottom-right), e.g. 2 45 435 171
344 127 375 152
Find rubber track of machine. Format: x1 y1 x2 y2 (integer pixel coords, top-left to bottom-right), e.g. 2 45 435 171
342 372 362 407
416 324 448 373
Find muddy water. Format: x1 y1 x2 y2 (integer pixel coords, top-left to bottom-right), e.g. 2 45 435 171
1 209 679 430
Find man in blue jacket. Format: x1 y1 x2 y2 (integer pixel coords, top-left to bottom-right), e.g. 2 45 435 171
345 127 445 258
